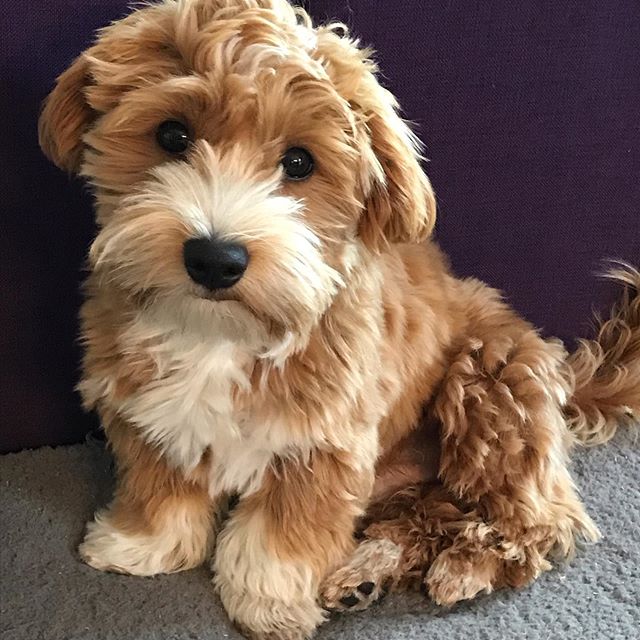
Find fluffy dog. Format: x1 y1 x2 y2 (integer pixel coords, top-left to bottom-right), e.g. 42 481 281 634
39 1 640 638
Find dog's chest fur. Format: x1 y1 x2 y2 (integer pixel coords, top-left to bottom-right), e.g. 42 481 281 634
98 305 311 496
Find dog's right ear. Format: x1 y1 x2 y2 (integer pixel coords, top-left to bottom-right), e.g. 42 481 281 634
38 55 93 174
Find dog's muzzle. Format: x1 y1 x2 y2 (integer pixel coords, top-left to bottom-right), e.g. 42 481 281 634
183 237 249 290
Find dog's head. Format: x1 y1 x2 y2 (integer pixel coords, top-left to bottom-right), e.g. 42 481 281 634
39 0 435 343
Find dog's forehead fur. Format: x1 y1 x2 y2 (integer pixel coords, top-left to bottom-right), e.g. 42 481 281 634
83 0 358 175
85 0 349 121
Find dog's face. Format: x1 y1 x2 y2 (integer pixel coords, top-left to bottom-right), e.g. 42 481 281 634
39 0 435 341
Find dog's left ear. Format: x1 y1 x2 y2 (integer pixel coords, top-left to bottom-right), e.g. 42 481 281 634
313 27 436 250
357 89 437 250
38 54 94 173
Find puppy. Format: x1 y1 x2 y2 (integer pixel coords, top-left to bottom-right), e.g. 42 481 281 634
39 1 640 638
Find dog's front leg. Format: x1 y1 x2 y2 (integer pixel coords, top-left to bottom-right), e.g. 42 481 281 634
213 448 374 640
79 417 216 576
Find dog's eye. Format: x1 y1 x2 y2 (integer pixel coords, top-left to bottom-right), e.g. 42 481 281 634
156 120 192 154
281 147 314 181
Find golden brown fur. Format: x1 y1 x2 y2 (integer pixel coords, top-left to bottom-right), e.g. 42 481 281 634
565 264 640 444
38 1 639 638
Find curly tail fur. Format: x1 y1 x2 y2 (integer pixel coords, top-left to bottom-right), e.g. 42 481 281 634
565 263 640 445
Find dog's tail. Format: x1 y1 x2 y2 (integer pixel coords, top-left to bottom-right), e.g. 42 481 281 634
564 262 640 445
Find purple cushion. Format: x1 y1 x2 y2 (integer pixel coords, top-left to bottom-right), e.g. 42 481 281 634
2 0 638 451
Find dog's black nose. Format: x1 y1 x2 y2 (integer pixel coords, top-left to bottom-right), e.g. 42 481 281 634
183 237 249 290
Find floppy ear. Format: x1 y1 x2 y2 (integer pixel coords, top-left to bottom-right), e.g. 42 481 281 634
38 54 93 173
358 90 437 250
313 24 437 250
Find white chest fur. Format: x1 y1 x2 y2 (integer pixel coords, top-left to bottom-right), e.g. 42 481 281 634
115 303 305 496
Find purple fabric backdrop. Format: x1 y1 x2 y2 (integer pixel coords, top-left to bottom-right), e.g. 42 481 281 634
2 1 639 452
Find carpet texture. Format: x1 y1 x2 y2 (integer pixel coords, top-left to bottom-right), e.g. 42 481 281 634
1 431 638 640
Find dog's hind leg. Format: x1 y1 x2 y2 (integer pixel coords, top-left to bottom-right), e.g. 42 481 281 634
425 285 600 605
321 483 494 611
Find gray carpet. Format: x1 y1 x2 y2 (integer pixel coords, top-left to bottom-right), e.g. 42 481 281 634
1 431 639 640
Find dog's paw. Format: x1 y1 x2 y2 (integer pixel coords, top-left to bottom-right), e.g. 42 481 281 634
214 520 325 639
322 578 388 613
219 588 324 640
79 513 155 575
232 597 323 640
79 511 199 576
320 538 402 613
425 548 498 606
